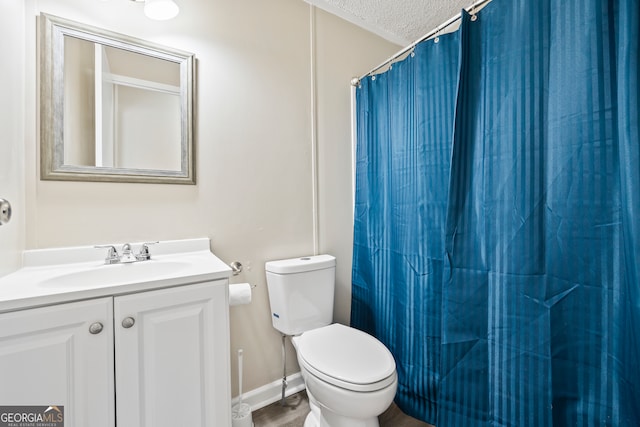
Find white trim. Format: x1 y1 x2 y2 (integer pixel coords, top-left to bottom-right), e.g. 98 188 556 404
309 5 320 256
231 372 306 412
102 72 180 95
95 43 104 167
350 85 357 213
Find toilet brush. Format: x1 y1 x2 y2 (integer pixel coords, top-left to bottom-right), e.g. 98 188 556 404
232 349 253 427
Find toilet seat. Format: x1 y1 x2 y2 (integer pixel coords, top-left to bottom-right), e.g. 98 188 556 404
295 323 396 393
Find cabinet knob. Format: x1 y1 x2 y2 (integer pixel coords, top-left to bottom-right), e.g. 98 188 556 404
121 317 136 329
89 322 104 334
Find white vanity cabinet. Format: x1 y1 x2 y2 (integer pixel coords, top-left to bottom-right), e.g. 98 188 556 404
114 280 230 427
0 280 231 427
0 297 116 427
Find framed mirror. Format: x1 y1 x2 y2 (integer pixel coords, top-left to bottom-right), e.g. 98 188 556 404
39 13 195 184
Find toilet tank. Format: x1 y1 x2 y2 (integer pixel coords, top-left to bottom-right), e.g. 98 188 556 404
265 255 336 336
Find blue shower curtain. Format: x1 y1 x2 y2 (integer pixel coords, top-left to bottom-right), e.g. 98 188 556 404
352 31 460 422
351 0 640 425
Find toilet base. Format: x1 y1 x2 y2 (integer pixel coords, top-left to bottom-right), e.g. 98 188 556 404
303 410 319 427
303 393 321 427
303 390 380 427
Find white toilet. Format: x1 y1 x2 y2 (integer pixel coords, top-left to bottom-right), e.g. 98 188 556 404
265 255 398 427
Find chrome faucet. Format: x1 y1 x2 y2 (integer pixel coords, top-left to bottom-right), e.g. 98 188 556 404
120 243 137 263
95 242 159 265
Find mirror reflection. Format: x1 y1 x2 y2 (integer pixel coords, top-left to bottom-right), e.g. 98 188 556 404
40 14 195 184
64 38 182 171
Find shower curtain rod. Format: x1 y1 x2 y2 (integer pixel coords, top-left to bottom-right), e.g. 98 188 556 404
351 0 492 86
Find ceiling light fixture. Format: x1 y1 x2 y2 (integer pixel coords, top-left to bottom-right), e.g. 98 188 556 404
144 0 179 20
131 0 179 21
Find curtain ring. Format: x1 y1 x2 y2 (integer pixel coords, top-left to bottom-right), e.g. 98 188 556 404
434 26 441 43
470 3 478 21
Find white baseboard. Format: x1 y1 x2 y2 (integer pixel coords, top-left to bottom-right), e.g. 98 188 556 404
231 372 306 412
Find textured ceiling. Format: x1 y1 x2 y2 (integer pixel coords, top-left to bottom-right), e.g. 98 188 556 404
305 0 476 46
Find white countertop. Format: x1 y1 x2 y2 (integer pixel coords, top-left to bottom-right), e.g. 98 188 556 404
0 238 232 313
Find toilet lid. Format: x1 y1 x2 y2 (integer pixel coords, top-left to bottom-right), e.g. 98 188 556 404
296 324 396 392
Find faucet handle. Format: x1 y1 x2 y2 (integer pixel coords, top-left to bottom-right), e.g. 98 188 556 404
94 245 119 264
136 241 159 261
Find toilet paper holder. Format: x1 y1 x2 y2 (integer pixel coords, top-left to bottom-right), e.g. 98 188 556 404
229 261 243 276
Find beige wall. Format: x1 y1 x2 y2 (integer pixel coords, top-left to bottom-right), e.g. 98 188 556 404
315 8 393 326
19 0 398 397
64 37 96 166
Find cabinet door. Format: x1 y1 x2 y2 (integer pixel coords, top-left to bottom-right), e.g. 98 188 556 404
114 281 230 427
0 298 115 427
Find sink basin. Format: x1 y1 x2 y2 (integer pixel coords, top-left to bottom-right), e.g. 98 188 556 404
0 238 234 313
39 260 190 288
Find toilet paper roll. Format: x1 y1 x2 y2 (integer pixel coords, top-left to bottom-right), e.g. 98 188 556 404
229 283 252 306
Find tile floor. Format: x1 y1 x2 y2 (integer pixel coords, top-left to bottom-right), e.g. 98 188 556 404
252 391 434 427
